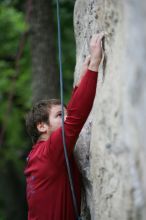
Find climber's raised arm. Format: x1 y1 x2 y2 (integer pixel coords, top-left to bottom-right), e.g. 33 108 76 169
49 33 104 163
75 33 104 87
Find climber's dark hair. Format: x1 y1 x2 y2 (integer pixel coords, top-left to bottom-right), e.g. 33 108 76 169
25 99 66 144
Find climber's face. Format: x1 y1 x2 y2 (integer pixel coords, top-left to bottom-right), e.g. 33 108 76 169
36 104 67 140
48 105 67 134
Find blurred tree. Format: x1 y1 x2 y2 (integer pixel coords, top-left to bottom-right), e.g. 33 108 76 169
28 0 59 103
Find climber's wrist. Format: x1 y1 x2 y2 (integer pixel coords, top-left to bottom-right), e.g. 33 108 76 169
88 60 100 72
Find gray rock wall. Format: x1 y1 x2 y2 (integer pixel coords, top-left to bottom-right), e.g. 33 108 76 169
74 0 146 219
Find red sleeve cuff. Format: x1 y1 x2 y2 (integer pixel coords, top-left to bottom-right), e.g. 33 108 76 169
87 69 98 74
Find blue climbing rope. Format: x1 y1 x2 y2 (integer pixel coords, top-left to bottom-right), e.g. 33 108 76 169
56 1 81 220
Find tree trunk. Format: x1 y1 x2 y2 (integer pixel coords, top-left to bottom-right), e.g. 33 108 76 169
74 0 146 219
28 0 59 103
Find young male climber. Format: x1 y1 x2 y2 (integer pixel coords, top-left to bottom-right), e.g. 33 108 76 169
24 33 104 220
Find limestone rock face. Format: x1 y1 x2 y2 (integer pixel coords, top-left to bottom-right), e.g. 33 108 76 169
74 0 146 219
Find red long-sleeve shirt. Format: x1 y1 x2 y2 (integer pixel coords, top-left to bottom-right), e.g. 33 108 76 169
24 69 98 220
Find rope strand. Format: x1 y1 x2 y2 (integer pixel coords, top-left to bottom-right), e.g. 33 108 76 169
56 1 81 219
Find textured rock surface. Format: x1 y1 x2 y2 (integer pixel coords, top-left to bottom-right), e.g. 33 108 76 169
74 0 146 219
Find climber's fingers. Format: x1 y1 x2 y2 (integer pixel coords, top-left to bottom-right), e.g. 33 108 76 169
91 32 105 45
90 33 104 54
97 32 104 41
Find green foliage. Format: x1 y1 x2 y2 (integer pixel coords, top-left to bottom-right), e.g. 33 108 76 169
0 5 31 146
0 5 26 55
0 3 31 219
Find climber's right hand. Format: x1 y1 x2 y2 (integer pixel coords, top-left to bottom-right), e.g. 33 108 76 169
88 32 104 72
